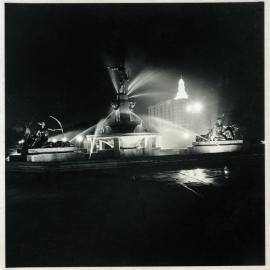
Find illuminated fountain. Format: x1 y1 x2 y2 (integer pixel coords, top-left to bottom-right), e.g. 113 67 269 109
83 66 162 158
8 66 246 164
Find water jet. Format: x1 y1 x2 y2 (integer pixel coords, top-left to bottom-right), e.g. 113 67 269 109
84 66 162 158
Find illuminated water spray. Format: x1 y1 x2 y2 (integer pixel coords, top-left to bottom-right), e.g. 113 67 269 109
141 115 209 149
128 92 157 99
70 125 97 143
127 70 158 96
88 110 115 158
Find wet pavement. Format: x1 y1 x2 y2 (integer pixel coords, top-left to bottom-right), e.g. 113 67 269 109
6 156 264 267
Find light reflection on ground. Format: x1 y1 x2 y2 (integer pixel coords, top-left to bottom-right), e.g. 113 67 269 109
6 156 264 266
136 166 231 196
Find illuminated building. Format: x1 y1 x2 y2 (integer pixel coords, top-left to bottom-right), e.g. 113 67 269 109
174 75 188 100
148 77 206 134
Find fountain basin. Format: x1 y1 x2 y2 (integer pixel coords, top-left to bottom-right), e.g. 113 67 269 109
85 133 162 157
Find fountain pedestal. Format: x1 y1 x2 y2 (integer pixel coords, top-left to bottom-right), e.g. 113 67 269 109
83 66 162 158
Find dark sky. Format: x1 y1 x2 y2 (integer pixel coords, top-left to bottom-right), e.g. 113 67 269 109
5 3 264 138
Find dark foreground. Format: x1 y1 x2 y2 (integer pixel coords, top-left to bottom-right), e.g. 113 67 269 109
6 155 265 267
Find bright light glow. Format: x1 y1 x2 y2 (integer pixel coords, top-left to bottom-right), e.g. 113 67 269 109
18 139 24 144
52 138 57 143
178 168 214 185
174 77 188 100
62 137 67 142
186 104 192 112
193 102 203 112
183 132 189 139
76 135 83 142
185 102 203 113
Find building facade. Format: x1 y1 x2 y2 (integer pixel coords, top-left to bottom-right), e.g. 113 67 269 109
148 77 208 133
148 98 196 131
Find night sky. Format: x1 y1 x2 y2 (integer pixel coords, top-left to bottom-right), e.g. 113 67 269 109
5 3 264 142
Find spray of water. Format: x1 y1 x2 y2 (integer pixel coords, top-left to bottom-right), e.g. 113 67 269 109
130 112 143 124
127 70 157 95
70 125 97 143
108 69 119 93
140 115 209 148
88 110 115 159
144 115 207 137
127 69 173 97
128 92 157 99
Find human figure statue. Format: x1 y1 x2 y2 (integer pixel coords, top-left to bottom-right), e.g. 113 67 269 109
111 102 120 122
129 101 136 121
31 122 62 148
209 116 235 141
21 122 33 153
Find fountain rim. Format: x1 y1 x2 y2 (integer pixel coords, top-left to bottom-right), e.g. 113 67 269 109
86 132 160 138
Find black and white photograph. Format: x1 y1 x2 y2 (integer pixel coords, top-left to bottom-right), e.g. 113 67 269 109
3 1 266 268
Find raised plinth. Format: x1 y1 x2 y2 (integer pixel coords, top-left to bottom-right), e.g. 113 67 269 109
27 147 78 154
26 152 85 162
189 140 244 154
25 146 82 162
192 140 243 146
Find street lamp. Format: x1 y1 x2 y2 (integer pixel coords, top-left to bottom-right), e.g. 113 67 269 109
185 102 203 113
